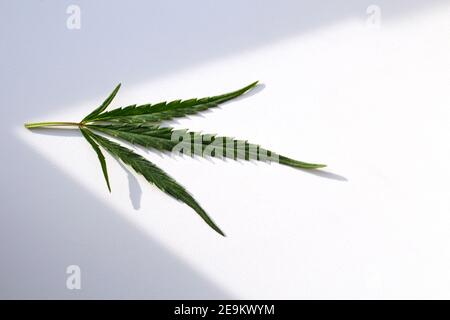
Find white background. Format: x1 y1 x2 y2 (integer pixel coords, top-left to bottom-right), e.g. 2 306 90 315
1 0 450 299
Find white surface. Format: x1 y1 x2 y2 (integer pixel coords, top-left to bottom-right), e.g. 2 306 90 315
2 1 450 299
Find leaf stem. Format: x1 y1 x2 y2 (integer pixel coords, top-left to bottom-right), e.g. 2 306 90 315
24 121 82 129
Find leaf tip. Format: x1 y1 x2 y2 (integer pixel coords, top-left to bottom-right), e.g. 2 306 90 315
279 156 327 170
217 229 226 237
246 80 259 90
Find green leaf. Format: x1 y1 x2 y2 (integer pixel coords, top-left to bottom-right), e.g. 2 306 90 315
87 123 326 169
82 83 121 122
88 81 258 124
80 128 111 192
85 128 225 236
25 80 328 236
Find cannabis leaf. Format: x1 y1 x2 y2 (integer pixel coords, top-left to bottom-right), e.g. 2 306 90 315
86 123 325 169
86 81 258 124
82 83 121 122
82 128 225 236
24 82 326 236
80 128 111 192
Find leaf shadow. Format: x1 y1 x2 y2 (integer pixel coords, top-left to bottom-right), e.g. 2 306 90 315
30 127 144 209
116 161 142 210
28 127 81 138
298 168 348 182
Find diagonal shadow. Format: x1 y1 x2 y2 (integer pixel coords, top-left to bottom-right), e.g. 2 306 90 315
0 0 446 123
0 0 446 298
0 139 232 299
116 161 142 210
